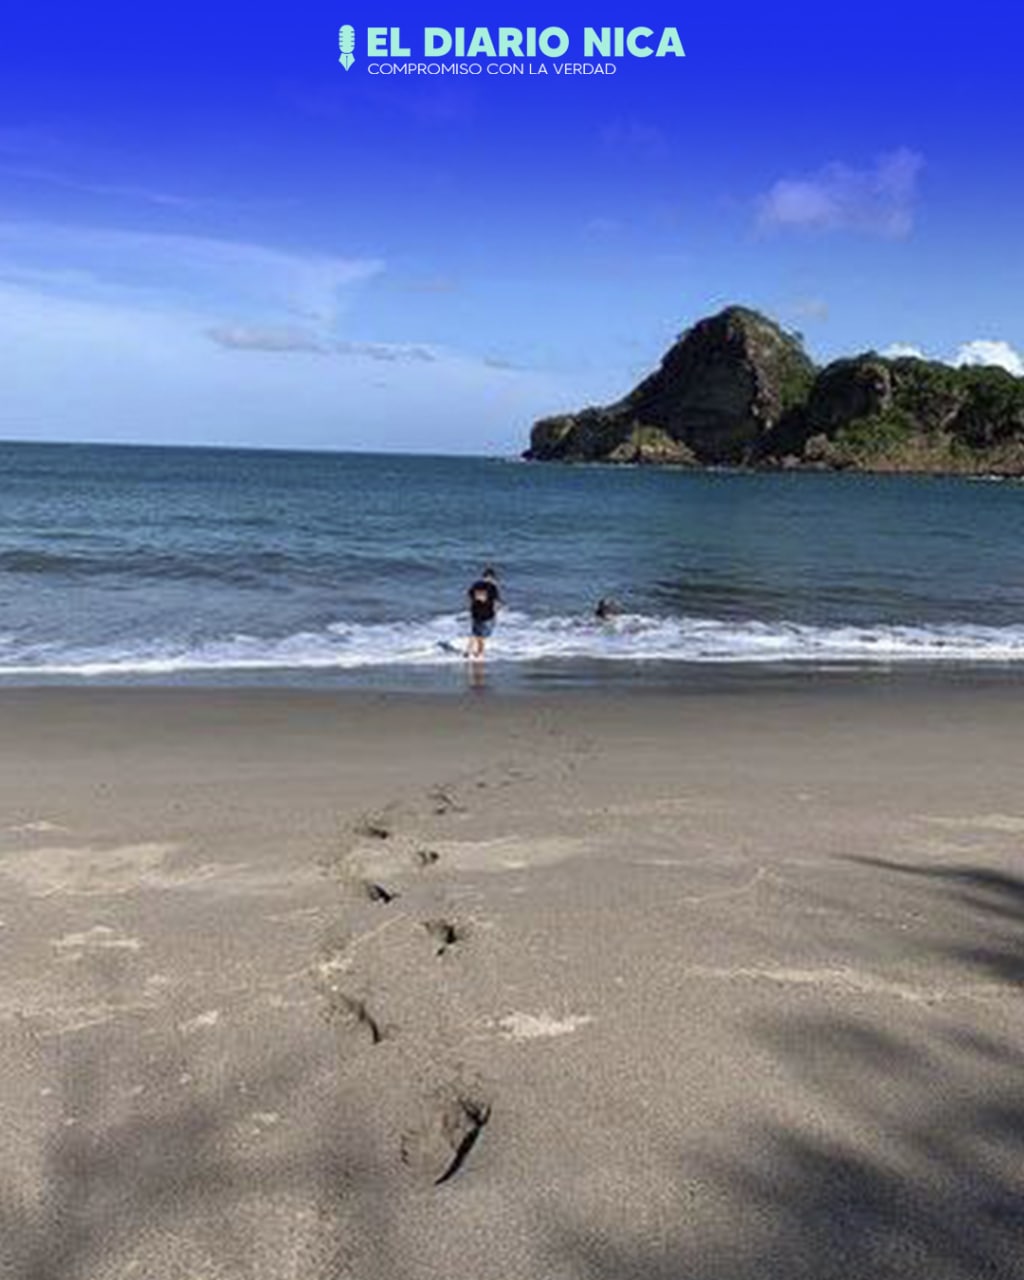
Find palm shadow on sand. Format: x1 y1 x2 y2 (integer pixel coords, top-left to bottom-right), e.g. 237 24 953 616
0 960 405 1280
547 856 1024 1280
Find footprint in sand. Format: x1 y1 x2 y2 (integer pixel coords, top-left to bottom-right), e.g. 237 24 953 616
423 918 465 957
428 786 462 816
353 816 392 841
363 880 398 904
401 1086 491 1185
326 992 385 1044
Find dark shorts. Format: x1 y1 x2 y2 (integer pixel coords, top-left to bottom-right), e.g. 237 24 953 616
471 618 494 638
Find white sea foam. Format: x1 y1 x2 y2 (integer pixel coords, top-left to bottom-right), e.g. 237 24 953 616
3 610 1024 677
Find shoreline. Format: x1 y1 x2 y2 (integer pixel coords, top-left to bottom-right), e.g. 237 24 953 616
5 656 1024 695
523 456 1024 478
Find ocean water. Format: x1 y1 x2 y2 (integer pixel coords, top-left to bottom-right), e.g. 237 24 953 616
3 440 1024 686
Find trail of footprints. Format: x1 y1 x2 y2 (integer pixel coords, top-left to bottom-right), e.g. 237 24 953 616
314 735 595 1184
314 763 521 1186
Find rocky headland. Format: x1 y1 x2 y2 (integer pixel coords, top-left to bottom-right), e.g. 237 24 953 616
524 306 1024 474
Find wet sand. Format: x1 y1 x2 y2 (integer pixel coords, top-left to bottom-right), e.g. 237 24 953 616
2 681 1024 1279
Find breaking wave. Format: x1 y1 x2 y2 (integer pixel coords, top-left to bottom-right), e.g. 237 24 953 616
3 610 1024 678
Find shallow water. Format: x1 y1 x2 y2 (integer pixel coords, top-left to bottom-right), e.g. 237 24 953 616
3 441 1024 684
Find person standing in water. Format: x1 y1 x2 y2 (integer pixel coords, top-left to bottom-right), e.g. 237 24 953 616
466 566 501 661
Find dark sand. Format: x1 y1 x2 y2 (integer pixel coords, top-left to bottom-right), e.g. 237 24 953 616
2 680 1024 1278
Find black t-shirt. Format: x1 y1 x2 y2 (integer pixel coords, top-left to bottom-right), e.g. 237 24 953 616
468 579 500 622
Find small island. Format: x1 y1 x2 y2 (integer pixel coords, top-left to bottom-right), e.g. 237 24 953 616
524 306 1024 474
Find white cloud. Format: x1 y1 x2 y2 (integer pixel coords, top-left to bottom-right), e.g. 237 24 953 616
757 148 924 237
881 342 927 359
953 339 1023 377
876 338 1023 376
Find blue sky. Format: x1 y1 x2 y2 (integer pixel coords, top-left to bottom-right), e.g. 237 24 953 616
0 0 1022 453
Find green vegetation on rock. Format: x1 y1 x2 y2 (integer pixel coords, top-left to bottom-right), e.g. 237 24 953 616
524 306 1024 475
832 412 915 464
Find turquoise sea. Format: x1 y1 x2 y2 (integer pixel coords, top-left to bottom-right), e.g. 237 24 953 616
3 440 1024 686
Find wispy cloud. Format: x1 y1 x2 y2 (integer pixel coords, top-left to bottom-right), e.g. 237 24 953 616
207 325 328 353
333 340 436 362
208 327 438 362
0 163 202 210
756 148 924 237
0 128 222 211
783 297 830 323
0 221 383 325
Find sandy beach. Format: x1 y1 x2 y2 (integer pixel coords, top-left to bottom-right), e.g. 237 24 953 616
2 678 1024 1279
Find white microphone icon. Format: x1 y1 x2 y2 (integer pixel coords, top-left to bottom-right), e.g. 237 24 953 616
338 25 356 70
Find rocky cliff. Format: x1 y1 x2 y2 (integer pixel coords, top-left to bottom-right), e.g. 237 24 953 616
524 306 1024 474
526 307 814 466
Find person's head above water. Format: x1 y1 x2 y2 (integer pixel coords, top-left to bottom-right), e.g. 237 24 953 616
482 566 497 580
